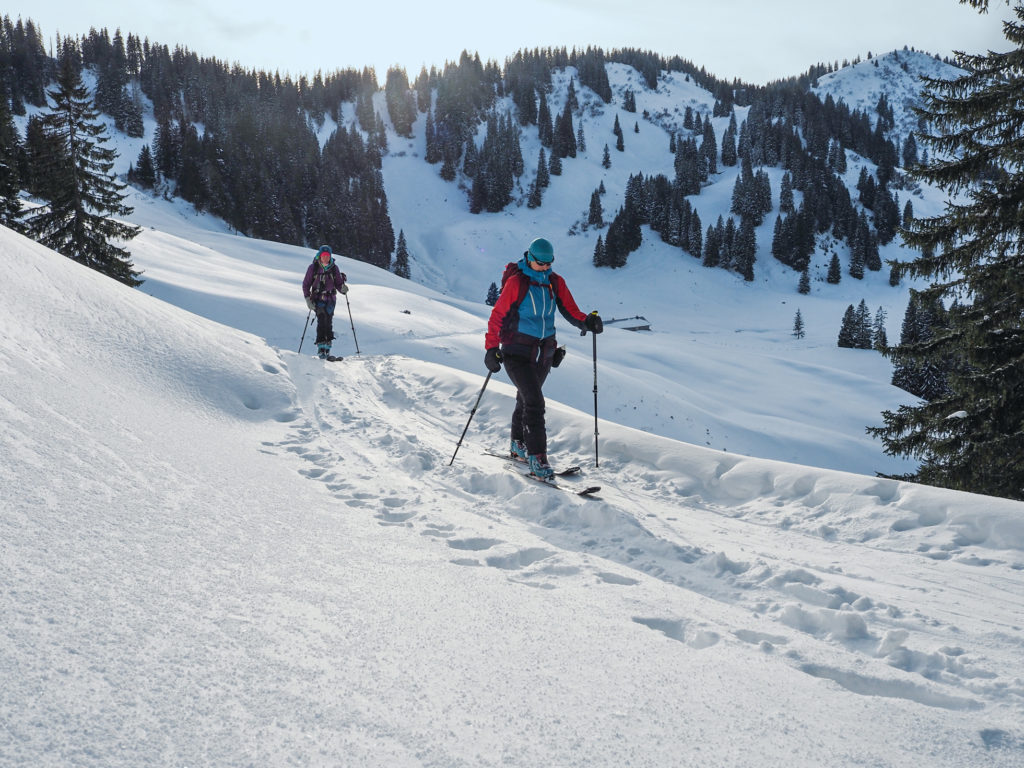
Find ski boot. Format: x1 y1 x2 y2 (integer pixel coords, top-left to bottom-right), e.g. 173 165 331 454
510 439 528 463
527 453 554 481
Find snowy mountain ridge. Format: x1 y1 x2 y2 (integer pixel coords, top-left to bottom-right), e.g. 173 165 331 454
813 49 964 142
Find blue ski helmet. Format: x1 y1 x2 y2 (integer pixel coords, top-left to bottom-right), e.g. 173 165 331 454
526 237 554 264
317 244 332 257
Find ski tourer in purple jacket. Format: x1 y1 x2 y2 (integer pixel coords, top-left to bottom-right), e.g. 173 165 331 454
302 245 348 358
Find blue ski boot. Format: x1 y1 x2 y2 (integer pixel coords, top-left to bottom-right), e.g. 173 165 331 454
527 453 554 481
510 439 528 463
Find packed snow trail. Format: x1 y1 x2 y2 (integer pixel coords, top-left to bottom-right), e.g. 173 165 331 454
273 351 1024 739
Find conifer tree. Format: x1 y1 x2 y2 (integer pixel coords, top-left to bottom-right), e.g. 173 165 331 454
385 67 416 138
855 299 873 349
0 93 22 228
424 110 441 164
548 150 562 177
902 132 919 168
393 230 411 278
527 180 542 209
849 229 866 279
734 218 757 281
702 223 720 268
888 293 951 401
779 172 795 214
903 199 914 226
127 144 156 189
793 309 805 339
721 112 738 167
837 305 858 348
827 252 842 284
872 306 889 351
538 93 553 148
688 211 703 258
701 119 718 175
486 281 499 306
798 268 810 295
588 188 604 228
463 139 479 178
601 144 611 169
21 115 57 201
23 57 141 285
552 103 576 159
535 147 550 189
869 1 1024 498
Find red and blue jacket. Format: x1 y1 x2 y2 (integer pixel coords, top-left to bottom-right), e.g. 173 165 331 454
485 258 588 359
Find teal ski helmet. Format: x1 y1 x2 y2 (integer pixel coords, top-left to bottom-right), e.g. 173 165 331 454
526 237 554 264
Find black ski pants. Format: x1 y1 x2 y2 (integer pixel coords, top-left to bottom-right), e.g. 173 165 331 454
315 302 336 345
504 349 554 457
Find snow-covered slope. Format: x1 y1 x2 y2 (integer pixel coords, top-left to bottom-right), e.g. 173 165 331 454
6 52 1024 765
79 59 949 479
4 214 1024 767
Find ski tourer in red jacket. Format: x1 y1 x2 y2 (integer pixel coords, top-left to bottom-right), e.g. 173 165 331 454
484 237 603 479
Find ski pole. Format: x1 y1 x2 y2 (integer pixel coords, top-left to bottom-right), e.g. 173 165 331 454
582 312 600 467
343 291 360 354
297 309 313 353
591 323 600 468
449 371 492 466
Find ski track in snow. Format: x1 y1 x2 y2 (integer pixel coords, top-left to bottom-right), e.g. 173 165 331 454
265 351 1024 724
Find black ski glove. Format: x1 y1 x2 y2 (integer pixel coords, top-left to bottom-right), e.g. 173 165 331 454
484 347 503 373
585 312 604 334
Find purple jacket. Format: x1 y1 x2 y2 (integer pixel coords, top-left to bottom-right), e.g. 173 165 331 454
303 257 347 304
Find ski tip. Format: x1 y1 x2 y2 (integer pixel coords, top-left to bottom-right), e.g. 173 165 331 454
578 486 601 496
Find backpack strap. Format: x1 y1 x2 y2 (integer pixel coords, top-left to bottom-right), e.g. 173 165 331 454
501 262 553 307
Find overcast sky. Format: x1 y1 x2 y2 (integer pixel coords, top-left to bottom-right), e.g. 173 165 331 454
8 0 1015 84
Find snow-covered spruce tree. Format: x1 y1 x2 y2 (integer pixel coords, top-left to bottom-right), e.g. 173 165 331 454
23 55 141 286
868 0 1024 499
793 309 805 339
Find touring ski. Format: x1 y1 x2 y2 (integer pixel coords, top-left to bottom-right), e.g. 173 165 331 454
504 464 601 497
483 451 581 477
